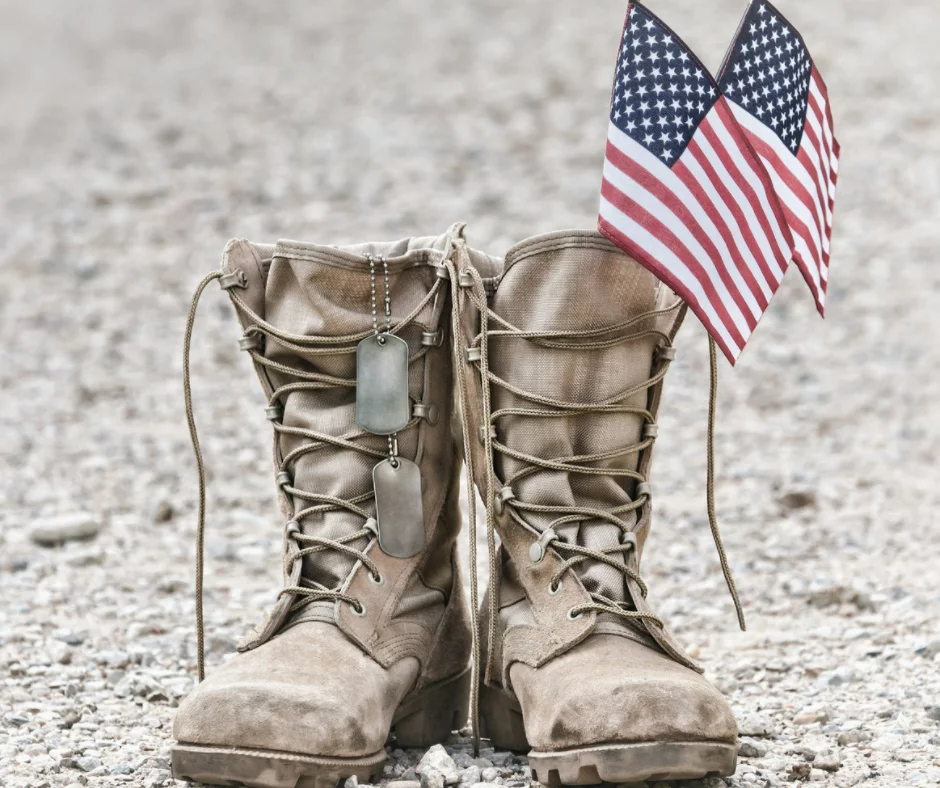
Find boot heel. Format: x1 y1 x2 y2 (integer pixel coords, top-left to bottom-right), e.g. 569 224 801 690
479 682 529 752
394 670 471 748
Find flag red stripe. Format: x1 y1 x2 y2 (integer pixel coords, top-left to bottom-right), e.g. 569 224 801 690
714 100 792 258
809 68 838 167
796 144 833 264
686 130 781 290
743 129 827 261
807 80 836 191
600 177 748 348
804 101 835 216
696 116 788 279
604 139 768 317
798 123 835 223
598 215 739 364
671 156 777 311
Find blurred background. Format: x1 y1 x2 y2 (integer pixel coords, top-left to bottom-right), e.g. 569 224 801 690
1 1 938 787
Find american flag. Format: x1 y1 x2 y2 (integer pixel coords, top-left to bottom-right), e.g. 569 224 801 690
598 2 794 364
718 0 840 314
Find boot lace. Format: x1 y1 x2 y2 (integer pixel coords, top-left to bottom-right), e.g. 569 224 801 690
183 266 446 681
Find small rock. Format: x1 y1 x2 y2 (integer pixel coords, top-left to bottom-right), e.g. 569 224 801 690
480 768 499 783
56 631 84 646
147 768 171 787
738 737 768 758
925 706 940 722
344 777 359 788
111 764 135 775
778 488 816 510
837 729 868 746
30 513 101 546
915 640 940 660
416 745 459 786
75 756 102 772
469 758 493 769
488 751 512 766
788 762 812 781
807 586 875 612
814 747 841 772
152 500 174 523
419 773 445 788
815 666 857 688
96 649 130 668
387 782 420 788
794 706 830 725
737 713 778 738
809 767 828 781
833 768 867 787
459 765 481 785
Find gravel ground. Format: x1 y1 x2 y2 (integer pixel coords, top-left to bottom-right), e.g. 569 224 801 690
2 1 939 787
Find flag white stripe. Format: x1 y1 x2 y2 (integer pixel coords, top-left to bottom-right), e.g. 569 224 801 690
693 130 786 281
710 107 794 264
602 156 758 331
599 194 741 357
804 106 837 205
732 105 829 258
796 85 836 222
809 77 839 175
677 150 779 300
608 122 774 307
767 163 828 286
799 125 834 227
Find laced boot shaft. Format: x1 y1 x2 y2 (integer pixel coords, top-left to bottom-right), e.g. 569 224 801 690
174 231 472 788
453 229 739 785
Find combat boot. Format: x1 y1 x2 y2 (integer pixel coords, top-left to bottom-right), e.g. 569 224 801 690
451 230 741 785
173 228 473 788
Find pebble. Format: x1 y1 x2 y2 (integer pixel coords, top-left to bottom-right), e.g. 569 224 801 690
737 737 768 758
416 745 459 787
152 501 174 523
737 713 779 738
29 513 101 546
458 765 481 785
814 747 842 772
793 706 830 725
147 768 171 786
75 755 101 772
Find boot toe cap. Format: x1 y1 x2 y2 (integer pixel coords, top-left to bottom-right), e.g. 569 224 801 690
173 622 417 757
510 633 737 751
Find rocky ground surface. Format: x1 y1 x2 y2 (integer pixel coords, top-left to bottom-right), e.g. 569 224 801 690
1 1 939 787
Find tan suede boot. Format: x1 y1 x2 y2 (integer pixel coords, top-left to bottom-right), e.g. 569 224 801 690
173 230 472 788
451 230 740 785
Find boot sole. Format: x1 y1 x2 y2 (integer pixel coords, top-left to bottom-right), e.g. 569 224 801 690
527 741 737 785
480 683 736 785
171 668 470 788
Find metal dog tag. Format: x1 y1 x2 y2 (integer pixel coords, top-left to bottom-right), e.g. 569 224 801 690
356 333 410 435
373 457 425 558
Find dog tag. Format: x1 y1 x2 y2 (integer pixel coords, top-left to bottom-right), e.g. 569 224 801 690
356 333 410 435
373 457 425 558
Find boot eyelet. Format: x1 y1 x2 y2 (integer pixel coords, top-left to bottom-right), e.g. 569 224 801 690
567 608 583 621
548 581 562 596
351 602 367 616
368 572 385 586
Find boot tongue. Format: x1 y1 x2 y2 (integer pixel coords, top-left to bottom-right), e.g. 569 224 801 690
491 234 682 605
260 233 452 599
